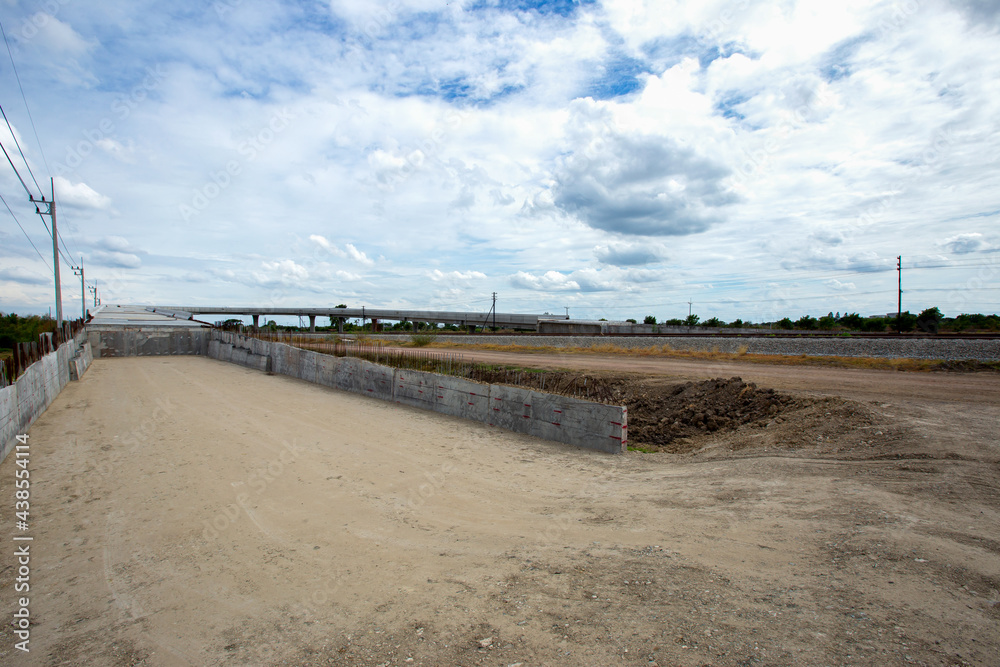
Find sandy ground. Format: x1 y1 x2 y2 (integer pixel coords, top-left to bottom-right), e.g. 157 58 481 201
1 355 998 666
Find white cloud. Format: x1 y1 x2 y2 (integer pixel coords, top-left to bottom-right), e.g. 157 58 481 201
3 1 998 319
90 251 141 269
942 232 984 254
54 177 112 210
0 267 50 285
595 241 669 266
510 271 580 292
428 269 486 282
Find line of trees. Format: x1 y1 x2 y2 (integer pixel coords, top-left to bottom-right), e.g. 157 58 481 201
0 313 58 356
639 308 999 333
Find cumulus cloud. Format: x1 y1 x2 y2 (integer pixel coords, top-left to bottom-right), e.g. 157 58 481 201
595 241 669 266
510 270 580 291
54 177 112 210
345 243 374 266
310 235 375 266
0 267 50 285
90 250 141 269
428 269 486 282
548 100 736 236
942 232 984 254
260 259 308 281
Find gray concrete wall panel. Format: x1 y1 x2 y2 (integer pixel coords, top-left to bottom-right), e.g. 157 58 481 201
1 331 92 464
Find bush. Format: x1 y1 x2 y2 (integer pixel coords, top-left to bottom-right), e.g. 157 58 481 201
665 318 684 326
776 317 793 330
728 318 744 328
684 314 700 326
410 331 437 347
643 315 657 325
702 317 724 327
861 317 887 332
625 318 637 324
795 315 817 330
838 313 865 330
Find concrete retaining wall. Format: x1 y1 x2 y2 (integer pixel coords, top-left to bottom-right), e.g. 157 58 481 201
0 331 93 464
209 331 626 453
89 328 210 358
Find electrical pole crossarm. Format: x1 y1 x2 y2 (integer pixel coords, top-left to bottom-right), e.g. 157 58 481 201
31 178 61 326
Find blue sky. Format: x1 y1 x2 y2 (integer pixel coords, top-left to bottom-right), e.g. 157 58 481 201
1 0 998 322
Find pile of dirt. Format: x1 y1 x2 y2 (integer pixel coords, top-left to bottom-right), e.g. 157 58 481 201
471 368 896 457
610 377 802 453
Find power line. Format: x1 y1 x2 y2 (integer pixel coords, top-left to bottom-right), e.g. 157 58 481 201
0 102 41 195
1 138 33 198
1 190 50 269
1 21 51 175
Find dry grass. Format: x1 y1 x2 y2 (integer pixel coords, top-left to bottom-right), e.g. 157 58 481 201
418 340 1000 373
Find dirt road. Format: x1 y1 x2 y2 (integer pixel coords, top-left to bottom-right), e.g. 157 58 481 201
426 345 1000 405
1 356 998 666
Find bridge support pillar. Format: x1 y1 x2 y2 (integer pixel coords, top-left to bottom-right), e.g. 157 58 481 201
337 318 344 334
308 315 316 332
372 318 380 332
252 314 259 329
467 324 476 334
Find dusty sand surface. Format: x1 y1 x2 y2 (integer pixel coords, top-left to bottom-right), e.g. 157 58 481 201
1 356 998 666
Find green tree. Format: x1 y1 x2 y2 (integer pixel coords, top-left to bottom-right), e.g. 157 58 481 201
665 318 684 326
917 307 943 333
684 314 700 326
838 313 865 330
862 317 886 332
818 312 836 330
728 318 744 328
702 317 724 327
643 315 657 324
776 317 793 330
795 315 817 330
625 318 637 324
894 311 917 333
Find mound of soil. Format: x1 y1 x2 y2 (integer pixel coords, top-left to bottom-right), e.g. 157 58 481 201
470 368 897 457
612 377 799 453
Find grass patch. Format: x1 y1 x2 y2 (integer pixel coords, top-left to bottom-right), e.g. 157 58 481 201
409 331 437 347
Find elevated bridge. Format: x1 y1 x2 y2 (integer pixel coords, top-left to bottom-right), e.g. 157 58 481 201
151 306 552 332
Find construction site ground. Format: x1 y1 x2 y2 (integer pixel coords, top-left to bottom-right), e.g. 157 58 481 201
0 353 997 666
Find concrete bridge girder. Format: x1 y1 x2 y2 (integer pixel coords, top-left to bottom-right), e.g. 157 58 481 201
167 307 548 331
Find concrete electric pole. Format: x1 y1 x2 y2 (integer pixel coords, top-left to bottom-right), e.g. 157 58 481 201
72 259 85 321
30 178 60 326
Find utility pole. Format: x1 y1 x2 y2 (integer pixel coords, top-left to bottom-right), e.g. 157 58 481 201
31 178 60 326
491 292 497 331
564 306 569 319
896 255 902 334
89 284 98 308
72 259 85 321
